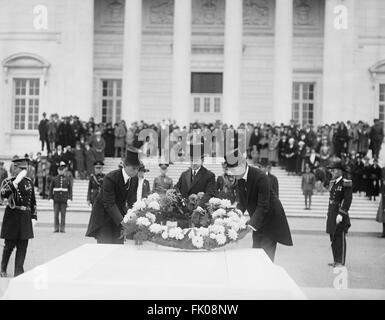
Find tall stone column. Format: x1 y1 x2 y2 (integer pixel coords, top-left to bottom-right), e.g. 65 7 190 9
171 0 192 128
322 0 356 124
222 0 243 126
122 0 142 124
272 0 293 125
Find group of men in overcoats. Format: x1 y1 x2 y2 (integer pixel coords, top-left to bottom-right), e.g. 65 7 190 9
0 143 353 277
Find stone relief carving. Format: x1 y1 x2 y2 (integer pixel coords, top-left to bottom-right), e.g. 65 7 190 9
106 0 124 23
149 0 174 24
294 0 313 26
243 0 270 26
193 0 225 25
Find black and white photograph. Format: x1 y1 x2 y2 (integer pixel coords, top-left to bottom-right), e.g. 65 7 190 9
0 0 385 305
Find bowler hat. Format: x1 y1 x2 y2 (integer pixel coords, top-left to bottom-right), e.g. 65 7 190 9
123 147 141 167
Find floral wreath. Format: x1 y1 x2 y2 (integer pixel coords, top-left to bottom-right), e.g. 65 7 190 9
121 190 250 250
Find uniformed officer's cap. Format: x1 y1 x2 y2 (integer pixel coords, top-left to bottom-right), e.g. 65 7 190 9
159 163 169 169
12 158 30 169
94 161 104 168
58 161 67 169
326 161 346 171
223 149 247 176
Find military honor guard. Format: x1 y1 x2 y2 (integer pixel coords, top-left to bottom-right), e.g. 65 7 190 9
49 161 73 233
175 143 216 209
137 163 151 201
326 161 353 267
86 148 140 244
152 162 173 194
87 161 106 207
0 158 37 277
224 149 293 262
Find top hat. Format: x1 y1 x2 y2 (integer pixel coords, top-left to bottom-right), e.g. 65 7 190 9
326 161 346 171
12 158 30 169
124 147 141 167
94 161 104 167
223 149 247 176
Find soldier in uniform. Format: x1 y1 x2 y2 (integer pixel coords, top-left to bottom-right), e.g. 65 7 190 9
0 158 37 277
152 162 173 194
87 161 106 207
48 161 73 233
326 161 353 267
137 163 151 201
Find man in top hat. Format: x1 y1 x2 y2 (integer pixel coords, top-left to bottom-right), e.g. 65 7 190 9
137 162 151 201
87 161 106 207
224 149 292 262
0 158 37 277
326 161 353 267
153 162 173 194
175 143 216 208
86 148 140 244
48 161 73 233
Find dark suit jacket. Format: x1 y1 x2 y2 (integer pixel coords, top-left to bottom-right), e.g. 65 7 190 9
175 166 216 206
237 166 292 246
141 179 151 200
267 173 279 198
86 169 138 238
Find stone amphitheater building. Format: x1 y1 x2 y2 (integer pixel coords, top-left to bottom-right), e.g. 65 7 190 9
0 0 385 156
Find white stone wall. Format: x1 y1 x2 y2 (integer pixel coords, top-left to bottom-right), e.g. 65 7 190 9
0 0 93 156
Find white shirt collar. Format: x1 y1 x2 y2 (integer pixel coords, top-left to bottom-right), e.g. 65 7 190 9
192 167 201 175
122 168 130 184
242 165 249 181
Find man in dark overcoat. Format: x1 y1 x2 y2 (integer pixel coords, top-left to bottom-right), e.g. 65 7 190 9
0 158 37 277
225 149 293 262
175 143 216 208
86 148 140 244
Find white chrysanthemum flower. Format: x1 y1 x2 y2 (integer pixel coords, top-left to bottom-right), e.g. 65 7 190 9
123 209 136 223
149 223 163 234
176 233 184 240
161 231 169 239
136 217 151 227
220 199 232 209
212 208 226 218
214 218 225 226
210 233 216 239
147 193 160 202
133 200 147 211
197 227 209 237
145 212 156 223
209 198 222 206
229 222 240 232
209 224 225 234
228 210 239 219
228 229 238 241
215 233 227 245
148 201 160 211
168 227 183 239
191 236 204 248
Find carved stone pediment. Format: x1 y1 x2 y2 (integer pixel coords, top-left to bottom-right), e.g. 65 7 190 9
193 0 225 25
243 0 270 26
149 0 174 24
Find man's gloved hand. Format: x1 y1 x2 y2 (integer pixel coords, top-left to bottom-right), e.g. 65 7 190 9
336 214 343 224
32 219 37 228
14 169 27 186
